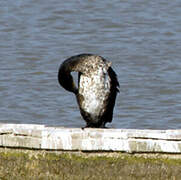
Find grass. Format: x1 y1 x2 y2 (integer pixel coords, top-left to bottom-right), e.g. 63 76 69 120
0 149 180 179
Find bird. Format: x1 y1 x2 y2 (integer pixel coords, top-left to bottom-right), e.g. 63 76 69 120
58 54 119 128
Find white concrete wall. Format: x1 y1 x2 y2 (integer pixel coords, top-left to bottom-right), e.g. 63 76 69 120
0 124 181 153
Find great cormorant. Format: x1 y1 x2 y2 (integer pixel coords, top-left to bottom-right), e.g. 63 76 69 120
58 54 119 128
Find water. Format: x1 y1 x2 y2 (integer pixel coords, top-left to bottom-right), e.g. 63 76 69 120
0 0 181 129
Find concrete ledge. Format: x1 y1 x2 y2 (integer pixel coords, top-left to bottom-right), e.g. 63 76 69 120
0 124 181 153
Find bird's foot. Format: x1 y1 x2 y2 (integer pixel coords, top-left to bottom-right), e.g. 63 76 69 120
81 123 107 129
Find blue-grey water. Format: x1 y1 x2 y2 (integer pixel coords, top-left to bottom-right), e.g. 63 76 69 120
0 0 181 129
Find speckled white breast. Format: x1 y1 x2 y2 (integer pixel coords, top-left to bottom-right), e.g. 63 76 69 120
78 68 111 121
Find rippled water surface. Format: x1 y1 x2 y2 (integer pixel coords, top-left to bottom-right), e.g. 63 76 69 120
0 0 181 129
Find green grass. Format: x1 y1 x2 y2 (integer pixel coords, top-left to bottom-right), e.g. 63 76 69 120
0 149 180 179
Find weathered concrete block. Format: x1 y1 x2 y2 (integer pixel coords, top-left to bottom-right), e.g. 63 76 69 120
0 124 180 153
